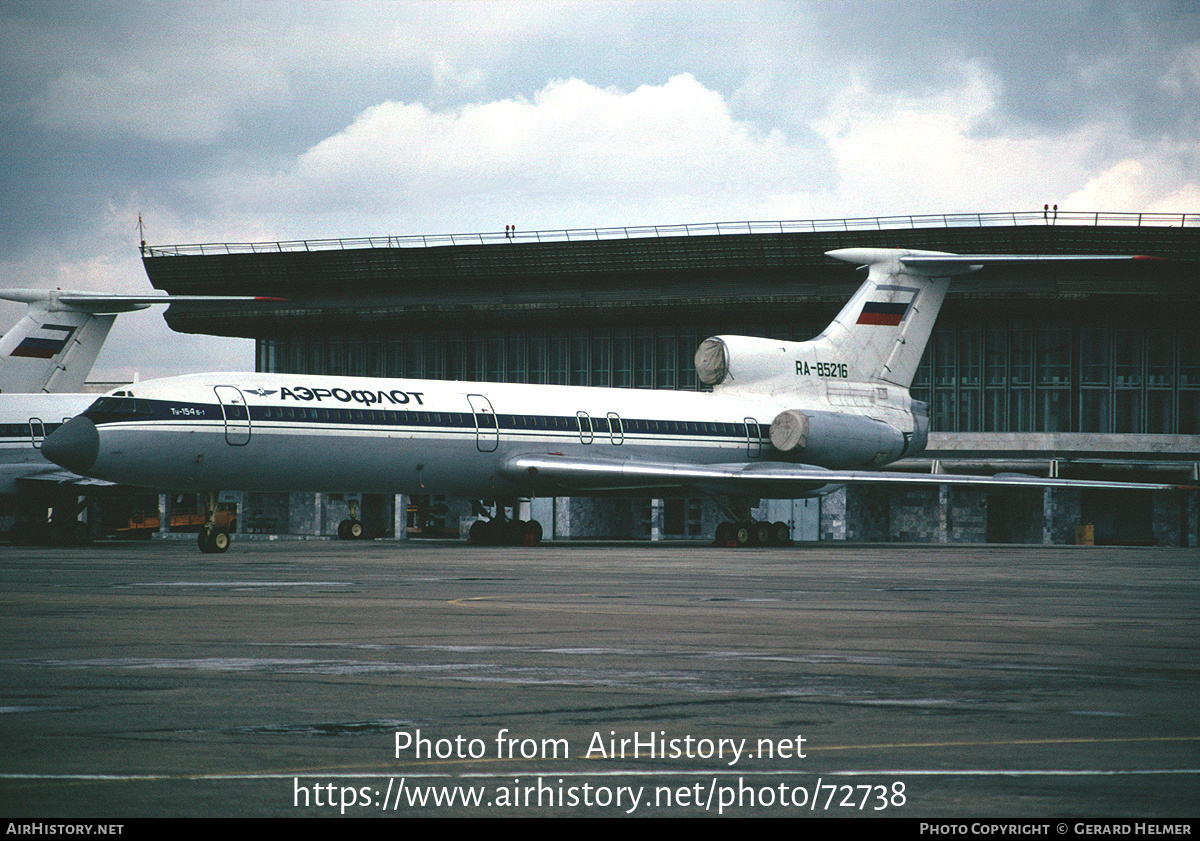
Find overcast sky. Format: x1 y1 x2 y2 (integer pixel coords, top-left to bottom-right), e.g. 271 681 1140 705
1 0 1196 383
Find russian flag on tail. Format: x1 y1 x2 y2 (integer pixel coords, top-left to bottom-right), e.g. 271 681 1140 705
10 324 76 358
857 301 909 326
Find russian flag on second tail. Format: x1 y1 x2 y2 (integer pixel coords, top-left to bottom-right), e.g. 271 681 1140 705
9 324 76 358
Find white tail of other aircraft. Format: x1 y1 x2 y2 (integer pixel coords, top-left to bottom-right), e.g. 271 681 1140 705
0 289 282 393
0 291 122 393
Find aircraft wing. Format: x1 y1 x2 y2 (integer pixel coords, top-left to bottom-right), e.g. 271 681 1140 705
499 453 1193 498
0 464 113 496
16 469 114 488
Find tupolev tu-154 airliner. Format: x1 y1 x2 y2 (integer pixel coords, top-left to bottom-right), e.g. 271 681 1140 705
40 247 1190 552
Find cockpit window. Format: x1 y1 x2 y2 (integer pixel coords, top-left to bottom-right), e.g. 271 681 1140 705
83 396 152 423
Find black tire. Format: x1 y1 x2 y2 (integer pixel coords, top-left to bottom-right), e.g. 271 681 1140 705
771 521 791 546
751 520 772 546
714 521 733 546
524 520 543 546
735 523 754 547
504 520 526 546
469 519 492 545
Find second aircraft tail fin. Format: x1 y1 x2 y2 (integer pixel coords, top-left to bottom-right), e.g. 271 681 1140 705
0 292 120 393
0 289 286 393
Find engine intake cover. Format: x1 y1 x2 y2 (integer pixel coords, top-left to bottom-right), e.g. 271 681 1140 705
694 338 728 386
769 409 906 468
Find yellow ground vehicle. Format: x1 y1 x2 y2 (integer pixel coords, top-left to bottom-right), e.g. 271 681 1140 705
117 501 237 538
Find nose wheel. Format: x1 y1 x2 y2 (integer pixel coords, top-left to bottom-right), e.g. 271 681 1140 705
198 526 230 553
197 490 231 553
337 519 365 539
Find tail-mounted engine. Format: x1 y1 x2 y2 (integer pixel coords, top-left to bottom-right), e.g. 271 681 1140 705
769 409 908 468
695 335 805 388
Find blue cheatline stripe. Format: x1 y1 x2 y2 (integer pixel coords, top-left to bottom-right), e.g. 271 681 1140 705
86 399 771 444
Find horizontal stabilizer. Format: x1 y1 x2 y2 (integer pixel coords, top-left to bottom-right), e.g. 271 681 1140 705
807 249 1156 389
0 289 283 314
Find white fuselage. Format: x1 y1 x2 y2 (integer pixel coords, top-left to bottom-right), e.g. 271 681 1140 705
0 393 96 494
69 371 922 497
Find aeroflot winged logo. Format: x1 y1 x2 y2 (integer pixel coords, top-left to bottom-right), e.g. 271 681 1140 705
244 388 277 397
857 284 920 326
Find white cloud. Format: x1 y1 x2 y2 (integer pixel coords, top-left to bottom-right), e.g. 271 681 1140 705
240 74 829 231
1063 157 1200 215
808 62 1198 218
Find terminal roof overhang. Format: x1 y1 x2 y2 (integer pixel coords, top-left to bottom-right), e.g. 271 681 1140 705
142 218 1200 339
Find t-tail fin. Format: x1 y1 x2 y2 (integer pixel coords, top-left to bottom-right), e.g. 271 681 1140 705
698 248 1153 395
816 248 965 387
0 289 285 392
0 292 119 393
818 249 1154 388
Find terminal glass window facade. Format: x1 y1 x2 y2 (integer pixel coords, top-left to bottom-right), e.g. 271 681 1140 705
257 317 1196 434
1035 322 1071 433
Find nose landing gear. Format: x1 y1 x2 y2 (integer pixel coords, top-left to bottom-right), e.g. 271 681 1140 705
198 490 230 553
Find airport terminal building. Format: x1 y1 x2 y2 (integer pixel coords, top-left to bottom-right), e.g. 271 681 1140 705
141 210 1199 546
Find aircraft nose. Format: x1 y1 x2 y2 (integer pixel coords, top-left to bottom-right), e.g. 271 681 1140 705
42 415 100 474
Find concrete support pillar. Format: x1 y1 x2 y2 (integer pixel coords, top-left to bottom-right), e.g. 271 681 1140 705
1188 490 1198 549
530 497 554 540
1187 490 1198 549
288 492 324 536
1042 487 1081 545
936 484 950 544
158 493 171 534
397 494 408 540
234 492 245 535
554 496 572 540
820 487 847 541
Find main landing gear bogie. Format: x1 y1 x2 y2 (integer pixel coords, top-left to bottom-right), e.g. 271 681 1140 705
714 519 792 548
469 518 543 546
